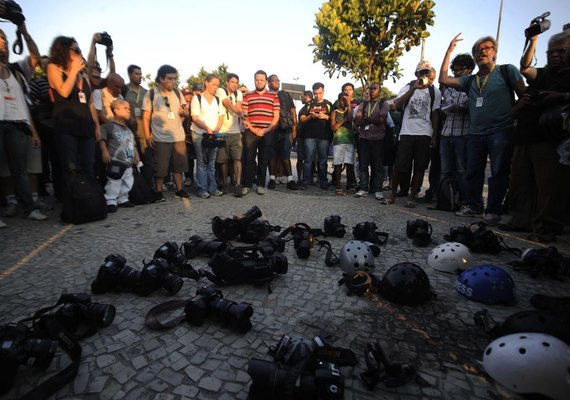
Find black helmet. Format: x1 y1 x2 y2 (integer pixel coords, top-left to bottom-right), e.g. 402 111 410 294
380 262 435 306
498 310 570 344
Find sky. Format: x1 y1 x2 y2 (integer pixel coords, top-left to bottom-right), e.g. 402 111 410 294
2 0 568 97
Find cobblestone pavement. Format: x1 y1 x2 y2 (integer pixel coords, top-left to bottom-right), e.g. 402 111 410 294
1 182 569 400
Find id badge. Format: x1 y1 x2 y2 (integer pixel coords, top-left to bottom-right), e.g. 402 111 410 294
475 97 483 108
364 124 370 131
168 111 175 120
135 107 142 117
78 92 87 104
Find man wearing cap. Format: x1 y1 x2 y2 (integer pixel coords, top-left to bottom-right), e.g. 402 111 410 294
385 60 441 207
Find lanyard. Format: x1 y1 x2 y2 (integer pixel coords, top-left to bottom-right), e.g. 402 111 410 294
475 64 496 93
76 73 84 92
367 100 378 117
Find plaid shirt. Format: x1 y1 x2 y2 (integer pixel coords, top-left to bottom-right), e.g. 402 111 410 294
441 87 470 137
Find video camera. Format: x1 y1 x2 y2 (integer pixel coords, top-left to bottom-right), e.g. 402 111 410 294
212 205 262 241
205 244 288 285
182 235 228 259
96 31 113 47
247 335 356 400
525 12 551 38
0 0 24 25
185 286 253 333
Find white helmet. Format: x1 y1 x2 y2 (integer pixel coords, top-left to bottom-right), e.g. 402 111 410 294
482 333 570 400
339 240 375 275
427 242 472 273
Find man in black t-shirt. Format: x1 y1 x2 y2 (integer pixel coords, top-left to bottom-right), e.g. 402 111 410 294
299 82 333 189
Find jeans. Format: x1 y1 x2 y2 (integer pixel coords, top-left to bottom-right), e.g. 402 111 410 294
464 130 512 214
192 132 219 194
242 130 270 188
439 135 468 200
0 122 35 213
357 138 384 193
303 138 330 186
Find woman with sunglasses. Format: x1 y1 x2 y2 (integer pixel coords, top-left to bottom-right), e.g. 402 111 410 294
47 36 100 192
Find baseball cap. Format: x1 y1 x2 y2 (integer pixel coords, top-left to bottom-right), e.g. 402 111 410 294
182 88 192 95
416 60 432 73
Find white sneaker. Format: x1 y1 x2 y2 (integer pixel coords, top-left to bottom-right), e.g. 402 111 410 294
256 186 266 195
354 190 368 198
3 202 18 217
0 218 6 228
241 187 250 196
374 192 384 200
27 209 48 221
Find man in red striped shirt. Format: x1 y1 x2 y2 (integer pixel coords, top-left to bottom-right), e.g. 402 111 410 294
240 70 280 196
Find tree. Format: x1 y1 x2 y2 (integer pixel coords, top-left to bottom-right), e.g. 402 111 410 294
185 64 232 90
354 85 396 100
312 0 435 89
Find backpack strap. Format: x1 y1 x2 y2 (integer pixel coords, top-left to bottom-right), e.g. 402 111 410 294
403 81 435 111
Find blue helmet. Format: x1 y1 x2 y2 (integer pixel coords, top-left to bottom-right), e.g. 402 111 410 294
456 265 516 305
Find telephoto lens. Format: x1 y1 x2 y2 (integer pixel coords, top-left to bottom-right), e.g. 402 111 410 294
209 296 253 333
137 258 183 296
247 358 291 399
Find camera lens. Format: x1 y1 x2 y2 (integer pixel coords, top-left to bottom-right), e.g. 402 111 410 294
161 272 183 295
119 265 140 290
271 254 288 274
184 296 209 326
247 359 290 398
88 303 116 327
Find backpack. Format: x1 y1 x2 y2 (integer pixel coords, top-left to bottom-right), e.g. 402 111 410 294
435 175 460 212
128 168 156 205
148 88 182 113
277 90 295 130
61 174 107 224
465 64 515 104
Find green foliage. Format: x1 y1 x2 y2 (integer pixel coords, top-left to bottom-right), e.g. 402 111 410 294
354 85 396 100
312 0 435 88
185 64 232 90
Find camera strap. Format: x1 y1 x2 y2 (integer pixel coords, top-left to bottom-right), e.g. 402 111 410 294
316 240 339 267
145 299 188 330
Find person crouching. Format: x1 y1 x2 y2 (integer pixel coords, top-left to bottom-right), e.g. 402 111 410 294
99 99 139 212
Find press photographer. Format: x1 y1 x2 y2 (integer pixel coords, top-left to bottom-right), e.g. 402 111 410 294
504 22 570 243
87 31 116 89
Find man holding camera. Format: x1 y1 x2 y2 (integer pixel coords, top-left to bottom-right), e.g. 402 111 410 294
440 34 526 225
87 32 115 90
386 60 441 207
501 30 570 242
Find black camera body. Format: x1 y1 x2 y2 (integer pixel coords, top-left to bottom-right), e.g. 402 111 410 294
293 230 316 259
406 219 433 247
248 335 345 400
447 226 472 245
96 31 113 47
207 245 288 285
525 12 551 38
184 286 253 333
202 132 226 148
0 0 25 25
353 221 388 245
154 241 188 267
137 258 183 296
239 218 281 244
212 205 263 241
91 254 140 294
323 215 346 238
182 235 227 259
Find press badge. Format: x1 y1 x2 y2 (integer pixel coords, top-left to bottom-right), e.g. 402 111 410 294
475 97 483 108
168 111 175 120
364 124 370 131
78 92 87 103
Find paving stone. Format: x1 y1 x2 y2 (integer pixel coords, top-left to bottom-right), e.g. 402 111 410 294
96 354 116 368
184 365 205 382
198 376 223 392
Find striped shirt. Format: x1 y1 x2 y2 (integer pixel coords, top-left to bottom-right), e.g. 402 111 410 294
441 87 470 137
242 90 279 129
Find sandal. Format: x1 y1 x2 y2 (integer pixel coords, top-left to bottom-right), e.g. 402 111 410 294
380 198 395 205
336 189 347 196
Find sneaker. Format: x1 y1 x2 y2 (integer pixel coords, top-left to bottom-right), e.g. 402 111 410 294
118 201 135 208
211 190 223 196
0 218 7 228
287 180 299 190
27 209 48 220
267 179 276 190
234 185 243 197
483 213 501 226
374 192 384 200
34 198 53 211
455 205 482 217
198 191 210 199
174 189 190 199
3 202 18 217
256 186 265 195
154 192 166 203
354 190 368 198
241 187 251 196
107 204 118 213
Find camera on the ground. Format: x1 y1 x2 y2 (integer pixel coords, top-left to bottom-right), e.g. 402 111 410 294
91 254 140 294
184 286 253 333
212 205 263 241
323 215 346 238
137 258 183 296
51 293 116 337
406 219 433 247
182 235 227 259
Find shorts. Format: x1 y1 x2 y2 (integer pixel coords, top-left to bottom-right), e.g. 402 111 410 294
394 135 431 173
215 132 243 163
271 131 293 160
152 141 188 178
332 143 355 165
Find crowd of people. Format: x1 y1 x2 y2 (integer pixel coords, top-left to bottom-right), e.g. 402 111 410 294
1 21 569 243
